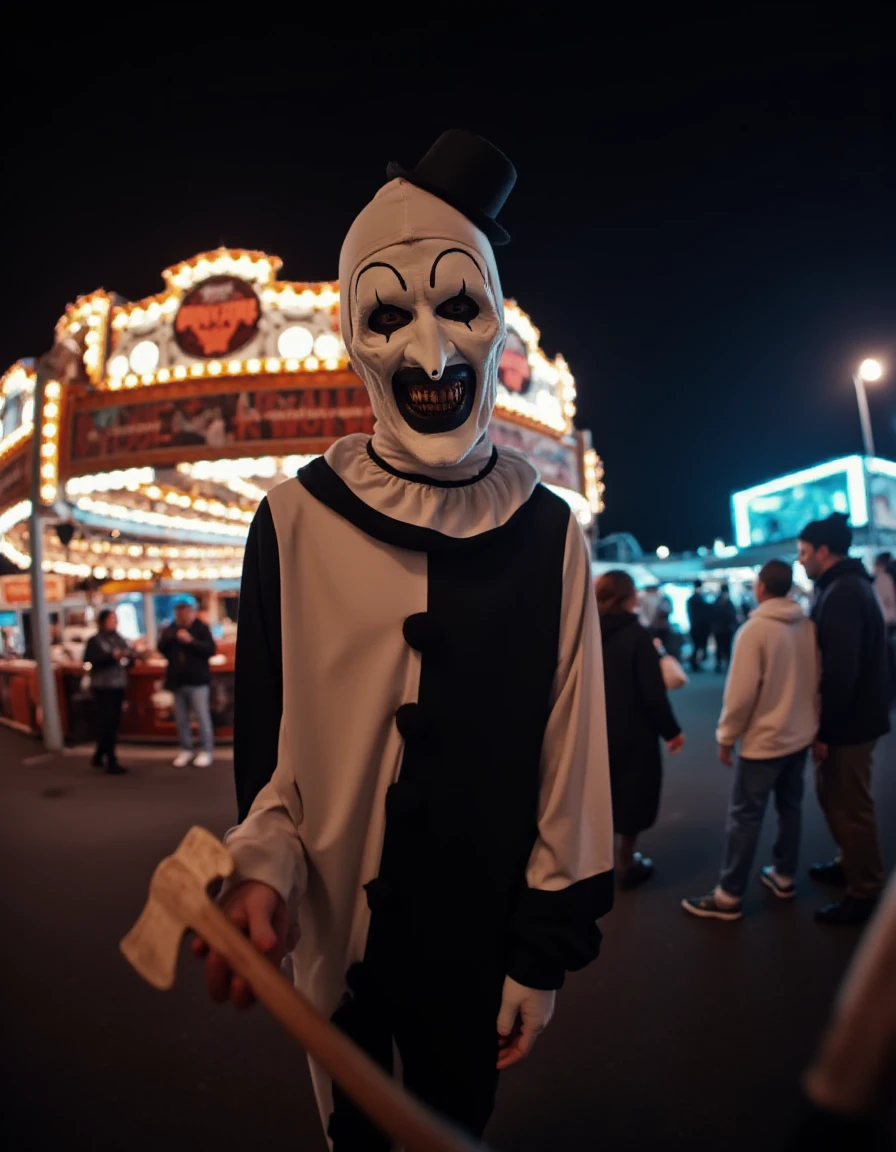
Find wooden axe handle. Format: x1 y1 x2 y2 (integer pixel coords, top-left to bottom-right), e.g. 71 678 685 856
193 899 483 1152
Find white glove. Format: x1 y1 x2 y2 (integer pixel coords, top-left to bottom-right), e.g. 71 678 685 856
496 975 555 1069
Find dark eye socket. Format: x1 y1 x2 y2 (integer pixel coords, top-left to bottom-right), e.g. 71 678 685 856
436 291 480 324
367 303 413 337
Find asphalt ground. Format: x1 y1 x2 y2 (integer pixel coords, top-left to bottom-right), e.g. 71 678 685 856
1 673 893 1151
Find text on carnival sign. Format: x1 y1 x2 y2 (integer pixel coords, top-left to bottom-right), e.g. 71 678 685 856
68 383 375 465
0 574 66 606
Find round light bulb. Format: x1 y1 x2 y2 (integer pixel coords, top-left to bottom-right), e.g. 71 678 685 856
277 325 314 360
313 333 342 361
858 358 883 383
108 354 129 379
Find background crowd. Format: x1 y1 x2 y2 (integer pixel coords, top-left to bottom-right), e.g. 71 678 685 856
81 593 217 774
597 510 894 1148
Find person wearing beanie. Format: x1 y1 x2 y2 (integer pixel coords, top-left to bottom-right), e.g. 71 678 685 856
797 513 889 926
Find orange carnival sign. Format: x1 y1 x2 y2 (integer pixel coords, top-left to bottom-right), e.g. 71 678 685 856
174 276 261 357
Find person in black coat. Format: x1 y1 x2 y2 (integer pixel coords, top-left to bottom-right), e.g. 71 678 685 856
84 608 138 775
711 583 739 673
797 513 889 925
157 594 217 769
686 580 712 671
596 570 685 888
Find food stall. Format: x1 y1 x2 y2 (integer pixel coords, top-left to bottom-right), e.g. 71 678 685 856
0 249 605 742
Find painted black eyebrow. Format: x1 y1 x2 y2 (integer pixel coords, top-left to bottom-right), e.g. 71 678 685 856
429 248 484 289
355 262 407 298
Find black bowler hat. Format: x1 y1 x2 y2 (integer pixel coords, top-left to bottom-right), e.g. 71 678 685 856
386 129 516 246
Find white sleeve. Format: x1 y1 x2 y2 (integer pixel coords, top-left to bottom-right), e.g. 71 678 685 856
715 623 761 747
507 513 615 991
527 514 614 890
220 776 308 919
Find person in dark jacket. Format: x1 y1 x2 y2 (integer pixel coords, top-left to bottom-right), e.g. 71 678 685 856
797 513 890 926
711 583 739 673
596 570 685 888
686 580 712 671
157 594 217 768
84 608 136 775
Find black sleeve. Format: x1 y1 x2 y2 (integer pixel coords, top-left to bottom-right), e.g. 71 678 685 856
508 871 614 990
84 635 116 668
635 629 681 741
157 627 175 657
188 622 217 658
816 587 863 744
234 497 283 823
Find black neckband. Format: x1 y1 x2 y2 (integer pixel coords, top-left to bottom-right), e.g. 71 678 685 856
365 439 499 489
297 456 551 554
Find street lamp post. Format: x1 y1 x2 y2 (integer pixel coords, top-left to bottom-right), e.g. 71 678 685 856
852 358 883 552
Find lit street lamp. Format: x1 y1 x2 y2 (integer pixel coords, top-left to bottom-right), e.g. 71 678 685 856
853 358 882 458
852 358 884 550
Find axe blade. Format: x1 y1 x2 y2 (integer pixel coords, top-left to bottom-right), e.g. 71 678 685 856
120 897 187 991
120 827 235 991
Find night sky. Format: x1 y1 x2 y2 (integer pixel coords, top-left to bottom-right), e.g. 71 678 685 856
5 9 893 551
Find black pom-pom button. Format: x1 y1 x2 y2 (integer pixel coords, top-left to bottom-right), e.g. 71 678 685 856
402 613 439 652
394 702 430 741
385 779 424 819
364 876 399 914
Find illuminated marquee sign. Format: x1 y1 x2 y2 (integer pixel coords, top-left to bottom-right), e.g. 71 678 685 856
0 443 29 510
65 376 374 471
489 419 579 490
174 276 261 358
496 313 572 434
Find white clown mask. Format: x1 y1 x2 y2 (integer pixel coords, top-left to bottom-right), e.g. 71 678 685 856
339 179 506 468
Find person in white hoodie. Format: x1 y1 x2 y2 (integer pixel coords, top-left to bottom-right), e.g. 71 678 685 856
683 560 820 920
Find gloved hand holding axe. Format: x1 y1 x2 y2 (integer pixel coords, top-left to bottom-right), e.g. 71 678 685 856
121 826 487 1152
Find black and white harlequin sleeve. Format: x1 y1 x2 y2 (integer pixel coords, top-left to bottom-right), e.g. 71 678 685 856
225 497 307 909
234 497 284 822
507 513 615 991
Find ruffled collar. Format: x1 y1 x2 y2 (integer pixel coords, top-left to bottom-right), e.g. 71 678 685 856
323 433 539 539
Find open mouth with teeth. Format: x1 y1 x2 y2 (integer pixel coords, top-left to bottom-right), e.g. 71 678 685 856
392 364 476 434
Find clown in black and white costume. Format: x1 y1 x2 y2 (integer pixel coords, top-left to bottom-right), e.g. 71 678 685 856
220 131 614 1148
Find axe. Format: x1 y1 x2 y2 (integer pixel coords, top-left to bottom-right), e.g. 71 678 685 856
121 826 484 1152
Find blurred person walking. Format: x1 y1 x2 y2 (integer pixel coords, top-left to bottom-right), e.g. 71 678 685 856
638 585 660 630
686 579 712 671
872 551 896 701
682 561 819 921
158 594 217 769
649 588 675 654
711 583 739 673
84 608 136 775
798 514 889 926
597 570 685 888
782 869 896 1151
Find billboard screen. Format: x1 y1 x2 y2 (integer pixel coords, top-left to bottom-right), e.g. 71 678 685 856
731 457 868 548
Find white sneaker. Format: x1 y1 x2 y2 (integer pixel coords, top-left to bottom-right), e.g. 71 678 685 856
173 750 194 768
760 865 796 899
193 751 213 768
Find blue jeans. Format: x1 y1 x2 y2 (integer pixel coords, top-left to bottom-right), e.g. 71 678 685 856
718 748 808 898
174 685 214 754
